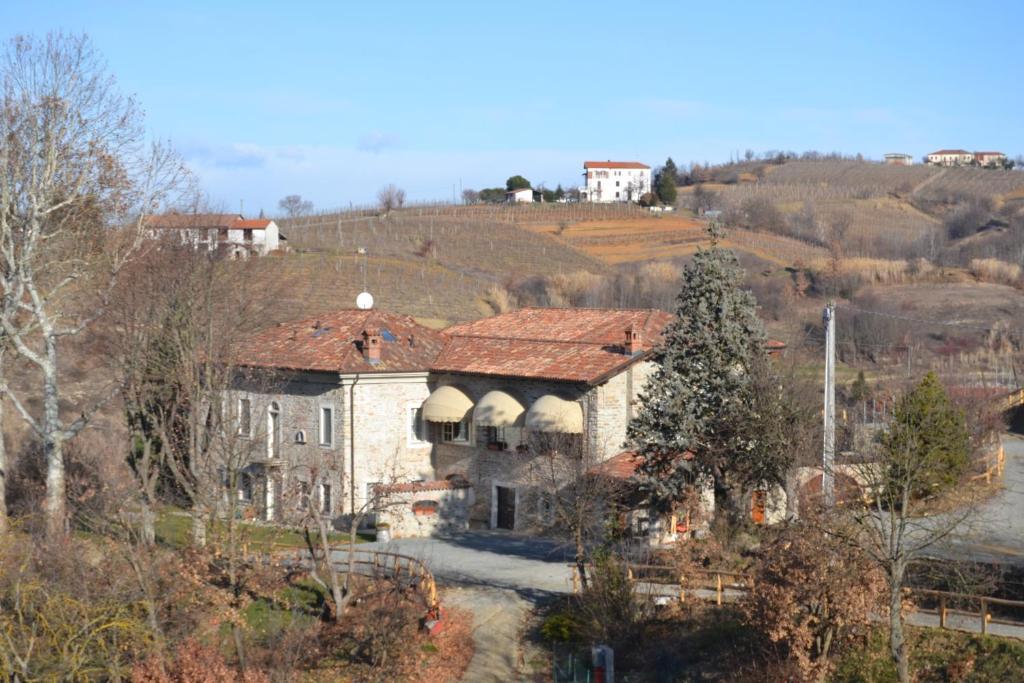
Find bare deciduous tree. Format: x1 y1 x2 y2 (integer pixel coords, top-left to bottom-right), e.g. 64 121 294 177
0 33 186 538
526 432 622 590
277 194 313 218
377 185 406 215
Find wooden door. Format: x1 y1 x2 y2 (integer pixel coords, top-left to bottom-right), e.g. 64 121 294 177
751 490 766 525
496 486 516 530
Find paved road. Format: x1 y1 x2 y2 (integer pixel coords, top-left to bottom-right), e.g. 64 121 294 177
938 433 1024 564
338 532 575 682
351 531 576 596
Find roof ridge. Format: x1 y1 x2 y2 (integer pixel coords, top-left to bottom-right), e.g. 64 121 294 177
448 334 610 346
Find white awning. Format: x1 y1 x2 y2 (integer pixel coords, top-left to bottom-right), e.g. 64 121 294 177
473 390 526 427
526 395 584 434
422 385 473 423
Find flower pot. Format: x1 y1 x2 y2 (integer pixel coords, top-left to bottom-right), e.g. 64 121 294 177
376 526 391 543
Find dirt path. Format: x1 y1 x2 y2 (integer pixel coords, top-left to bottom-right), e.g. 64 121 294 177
910 166 948 194
443 587 546 682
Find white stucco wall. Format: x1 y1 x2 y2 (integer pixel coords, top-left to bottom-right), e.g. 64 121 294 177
584 166 651 202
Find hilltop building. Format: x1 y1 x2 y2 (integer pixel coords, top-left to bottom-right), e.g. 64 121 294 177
580 160 651 203
926 149 1008 168
884 153 914 166
146 212 285 258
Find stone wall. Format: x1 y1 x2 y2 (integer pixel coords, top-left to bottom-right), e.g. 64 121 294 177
225 371 434 524
375 480 474 538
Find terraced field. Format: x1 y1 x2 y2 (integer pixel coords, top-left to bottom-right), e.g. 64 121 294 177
524 214 826 265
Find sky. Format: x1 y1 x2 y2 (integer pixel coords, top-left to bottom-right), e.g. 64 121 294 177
6 1 1024 214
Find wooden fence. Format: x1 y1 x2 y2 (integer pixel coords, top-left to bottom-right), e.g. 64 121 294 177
572 562 1024 638
281 547 439 610
968 441 1006 485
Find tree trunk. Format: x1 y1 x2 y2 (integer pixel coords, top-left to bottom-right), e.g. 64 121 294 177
889 579 909 683
575 526 589 590
140 500 155 547
318 516 344 620
42 335 67 539
190 509 207 547
0 395 7 535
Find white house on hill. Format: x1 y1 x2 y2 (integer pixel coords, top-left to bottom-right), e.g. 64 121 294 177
505 187 534 203
580 161 651 203
146 213 285 258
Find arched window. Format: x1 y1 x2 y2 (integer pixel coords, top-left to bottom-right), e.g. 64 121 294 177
267 402 281 459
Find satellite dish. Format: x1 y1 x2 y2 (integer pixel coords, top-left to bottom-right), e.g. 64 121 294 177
356 292 374 310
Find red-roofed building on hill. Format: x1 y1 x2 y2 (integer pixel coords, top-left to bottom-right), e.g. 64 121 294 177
146 212 285 257
581 160 651 203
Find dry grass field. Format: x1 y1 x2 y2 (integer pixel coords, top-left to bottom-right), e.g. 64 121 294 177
523 214 827 265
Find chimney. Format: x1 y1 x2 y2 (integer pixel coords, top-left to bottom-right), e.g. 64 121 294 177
362 328 382 364
624 324 645 356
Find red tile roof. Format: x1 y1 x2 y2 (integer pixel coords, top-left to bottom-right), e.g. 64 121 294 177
374 479 471 494
433 308 674 383
147 213 274 230
928 149 970 156
590 450 693 480
233 219 274 229
583 160 650 170
232 310 447 374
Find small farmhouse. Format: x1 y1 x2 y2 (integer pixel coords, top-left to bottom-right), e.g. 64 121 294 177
580 160 651 203
505 187 534 203
146 213 285 257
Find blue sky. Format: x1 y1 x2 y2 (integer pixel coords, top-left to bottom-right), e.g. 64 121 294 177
7 1 1023 214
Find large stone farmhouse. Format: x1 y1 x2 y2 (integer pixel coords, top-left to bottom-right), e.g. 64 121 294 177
228 307 673 536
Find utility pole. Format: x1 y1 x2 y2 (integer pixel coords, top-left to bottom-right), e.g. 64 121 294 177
822 301 836 507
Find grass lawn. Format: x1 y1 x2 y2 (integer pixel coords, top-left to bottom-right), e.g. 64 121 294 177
831 626 1024 682
154 508 372 552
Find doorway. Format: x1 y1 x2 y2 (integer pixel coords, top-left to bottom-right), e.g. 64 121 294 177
495 486 516 530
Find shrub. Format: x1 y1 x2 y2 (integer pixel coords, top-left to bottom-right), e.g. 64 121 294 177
968 258 1021 286
540 612 580 643
743 516 886 680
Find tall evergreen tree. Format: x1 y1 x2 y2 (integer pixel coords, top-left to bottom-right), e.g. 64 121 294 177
662 157 679 184
628 226 783 513
655 170 677 205
882 371 969 499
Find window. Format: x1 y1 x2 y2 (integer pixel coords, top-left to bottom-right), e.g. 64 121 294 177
319 406 334 447
615 181 620 187
481 425 507 450
238 398 251 436
298 481 310 511
267 402 281 458
615 192 620 199
243 229 253 242
320 483 332 514
238 473 253 502
441 419 470 444
408 405 429 446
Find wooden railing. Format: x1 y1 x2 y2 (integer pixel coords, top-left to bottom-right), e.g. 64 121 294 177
279 547 439 610
573 562 1024 637
913 589 1024 636
968 442 1006 485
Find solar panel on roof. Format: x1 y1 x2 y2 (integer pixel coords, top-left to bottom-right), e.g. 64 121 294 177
381 329 397 342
